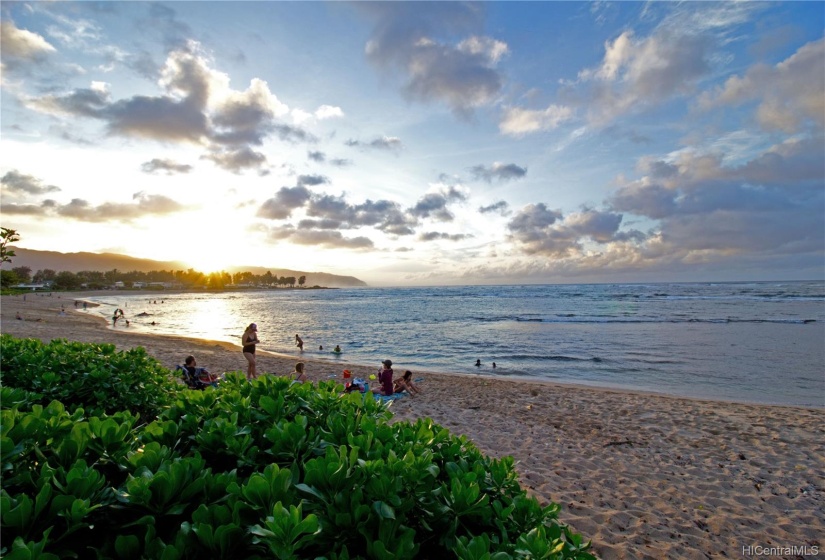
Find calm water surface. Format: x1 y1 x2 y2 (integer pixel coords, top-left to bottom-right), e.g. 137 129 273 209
89 282 825 407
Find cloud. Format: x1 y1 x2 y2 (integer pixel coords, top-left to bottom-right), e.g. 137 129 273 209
140 158 193 175
478 200 510 216
292 104 344 125
1 170 61 198
409 186 468 221
266 225 374 249
314 105 344 120
499 104 574 136
296 174 329 187
608 135 825 259
307 151 352 167
1 21 56 69
257 185 313 220
358 2 506 116
202 146 268 174
256 183 419 237
698 38 825 133
23 41 317 172
272 123 318 144
419 231 473 241
211 78 289 146
308 195 415 234
345 136 403 152
506 204 625 257
2 192 185 222
0 202 52 216
308 150 325 162
469 162 527 182
576 29 713 124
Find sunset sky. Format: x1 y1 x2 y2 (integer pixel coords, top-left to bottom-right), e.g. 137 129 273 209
1 1 823 286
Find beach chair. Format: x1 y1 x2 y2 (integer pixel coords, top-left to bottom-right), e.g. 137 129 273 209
176 365 213 390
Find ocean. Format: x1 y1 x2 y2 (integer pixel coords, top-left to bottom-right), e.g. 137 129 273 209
88 282 825 407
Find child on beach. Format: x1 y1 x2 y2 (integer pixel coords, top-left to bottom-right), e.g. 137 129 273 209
295 334 304 351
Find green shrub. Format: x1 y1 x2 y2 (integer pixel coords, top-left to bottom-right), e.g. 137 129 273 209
0 336 595 559
0 334 182 420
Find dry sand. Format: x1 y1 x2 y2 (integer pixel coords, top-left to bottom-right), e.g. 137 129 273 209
2 292 823 559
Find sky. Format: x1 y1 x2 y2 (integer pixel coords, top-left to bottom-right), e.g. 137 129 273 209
1 1 823 286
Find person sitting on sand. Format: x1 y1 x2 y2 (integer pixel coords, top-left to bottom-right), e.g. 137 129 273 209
394 370 421 397
372 359 394 396
184 355 220 387
242 323 260 380
295 334 304 351
291 362 308 383
16 312 22 320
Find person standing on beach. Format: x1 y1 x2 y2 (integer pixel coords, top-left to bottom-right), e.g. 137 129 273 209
372 359 394 396
295 334 304 351
242 323 260 380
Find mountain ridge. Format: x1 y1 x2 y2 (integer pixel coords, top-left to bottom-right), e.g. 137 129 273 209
6 247 368 288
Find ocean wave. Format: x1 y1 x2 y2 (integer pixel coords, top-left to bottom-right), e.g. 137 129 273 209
506 354 604 363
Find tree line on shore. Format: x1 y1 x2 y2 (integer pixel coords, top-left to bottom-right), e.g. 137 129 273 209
1 266 309 291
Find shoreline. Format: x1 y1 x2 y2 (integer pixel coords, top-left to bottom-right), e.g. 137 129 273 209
2 291 823 559
71 291 823 410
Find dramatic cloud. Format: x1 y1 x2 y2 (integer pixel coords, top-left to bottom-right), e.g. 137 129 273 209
140 158 193 175
576 29 713 124
358 2 507 116
1 170 61 197
345 136 403 152
506 204 625 257
257 186 313 220
308 195 415 234
609 135 825 258
22 41 315 172
469 162 527 182
478 200 510 216
211 78 289 146
698 38 825 133
409 186 468 221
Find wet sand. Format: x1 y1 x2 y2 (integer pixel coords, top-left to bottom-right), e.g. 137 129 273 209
2 291 823 559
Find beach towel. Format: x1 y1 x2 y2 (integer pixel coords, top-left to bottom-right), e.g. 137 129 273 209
375 393 406 402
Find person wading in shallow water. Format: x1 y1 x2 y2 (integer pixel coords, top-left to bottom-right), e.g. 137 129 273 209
242 323 260 380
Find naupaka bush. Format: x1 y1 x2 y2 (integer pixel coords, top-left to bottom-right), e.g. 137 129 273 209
0 335 595 559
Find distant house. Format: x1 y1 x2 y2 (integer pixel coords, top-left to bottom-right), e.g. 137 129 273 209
14 283 49 291
113 281 125 289
148 282 179 289
132 282 146 288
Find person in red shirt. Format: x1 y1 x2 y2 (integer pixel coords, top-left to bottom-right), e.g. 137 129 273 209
372 359 394 396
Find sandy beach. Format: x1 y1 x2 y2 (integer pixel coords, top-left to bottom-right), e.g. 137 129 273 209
2 292 823 559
